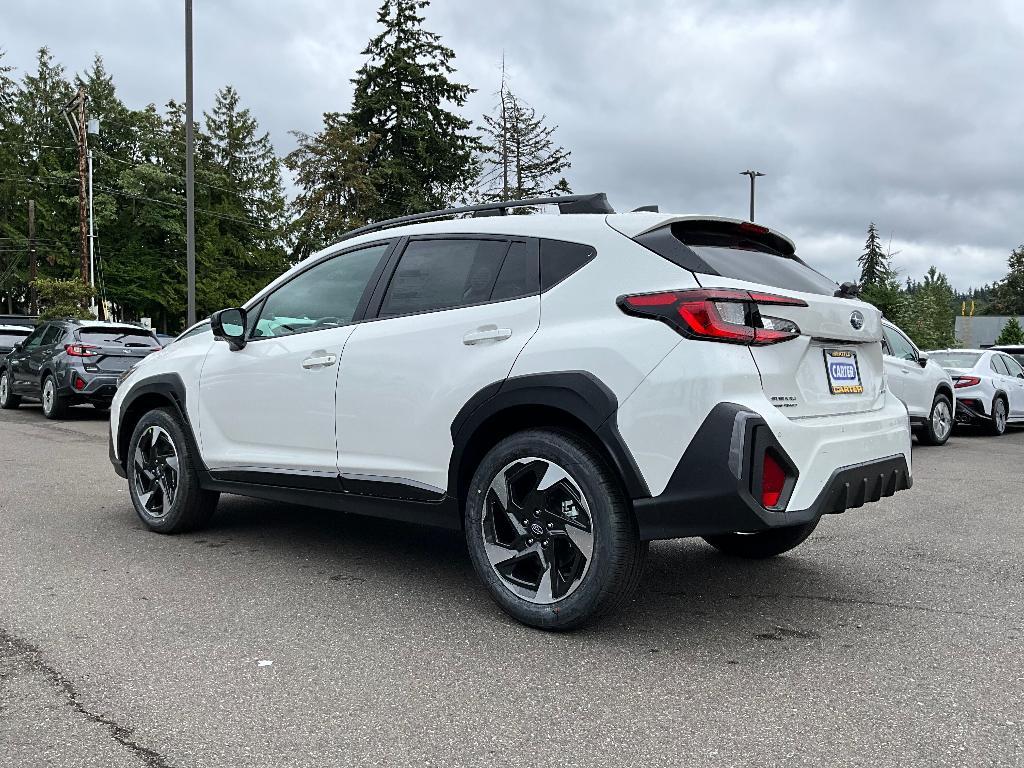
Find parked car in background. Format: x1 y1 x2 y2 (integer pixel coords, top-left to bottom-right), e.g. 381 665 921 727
991 344 1024 368
928 349 1024 435
0 319 161 419
0 324 33 358
880 320 955 445
108 194 913 630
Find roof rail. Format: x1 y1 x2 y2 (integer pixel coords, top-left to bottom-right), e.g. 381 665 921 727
338 193 614 242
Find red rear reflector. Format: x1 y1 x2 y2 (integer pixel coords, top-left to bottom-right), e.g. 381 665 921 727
954 376 981 389
73 375 86 391
618 289 802 345
761 451 787 508
65 343 98 357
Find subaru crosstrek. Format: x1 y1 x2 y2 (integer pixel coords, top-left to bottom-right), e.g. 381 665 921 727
108 193 912 630
1 319 161 418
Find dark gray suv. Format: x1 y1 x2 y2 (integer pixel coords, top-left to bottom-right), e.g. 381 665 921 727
0 320 161 419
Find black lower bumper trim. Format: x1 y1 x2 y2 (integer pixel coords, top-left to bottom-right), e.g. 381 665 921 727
632 403 911 541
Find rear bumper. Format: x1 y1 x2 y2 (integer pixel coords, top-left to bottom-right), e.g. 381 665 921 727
632 403 912 541
57 369 119 401
955 398 990 424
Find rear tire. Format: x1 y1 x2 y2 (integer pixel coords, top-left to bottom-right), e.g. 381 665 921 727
919 393 953 446
127 408 218 533
464 428 647 631
988 396 1008 436
703 517 820 559
40 375 68 420
0 369 20 409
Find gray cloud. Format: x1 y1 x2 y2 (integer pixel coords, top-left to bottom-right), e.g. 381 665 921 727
3 0 1022 289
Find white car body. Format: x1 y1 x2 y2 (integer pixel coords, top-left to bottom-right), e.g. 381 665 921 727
880 319 956 442
929 348 1024 431
110 207 912 543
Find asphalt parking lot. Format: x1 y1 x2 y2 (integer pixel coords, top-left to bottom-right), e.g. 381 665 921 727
0 405 1021 768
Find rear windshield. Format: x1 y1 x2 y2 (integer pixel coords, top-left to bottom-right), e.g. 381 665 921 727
929 352 982 369
0 330 30 345
690 246 839 295
78 328 158 347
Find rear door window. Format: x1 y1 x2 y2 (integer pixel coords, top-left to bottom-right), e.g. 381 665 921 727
40 325 63 346
990 356 1010 376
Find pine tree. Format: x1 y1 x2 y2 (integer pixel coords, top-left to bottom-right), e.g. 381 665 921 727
899 266 956 349
477 76 571 207
285 113 379 261
995 316 1024 345
992 246 1024 315
858 222 891 287
347 0 479 221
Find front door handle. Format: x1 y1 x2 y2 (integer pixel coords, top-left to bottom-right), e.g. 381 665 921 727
463 325 512 345
302 352 337 369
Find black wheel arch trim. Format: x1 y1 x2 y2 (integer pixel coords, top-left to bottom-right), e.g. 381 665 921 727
448 371 651 504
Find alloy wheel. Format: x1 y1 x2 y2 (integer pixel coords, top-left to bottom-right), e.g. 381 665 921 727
995 400 1007 432
42 378 55 414
0 372 8 405
932 399 952 441
132 425 180 519
481 457 595 604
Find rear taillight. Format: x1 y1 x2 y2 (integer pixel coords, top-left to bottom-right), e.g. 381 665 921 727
618 288 806 345
65 343 98 357
761 451 788 509
954 376 981 389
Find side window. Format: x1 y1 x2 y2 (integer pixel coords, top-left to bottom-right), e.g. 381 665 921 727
990 356 1010 376
252 243 389 339
40 325 63 345
540 239 596 291
1003 355 1024 378
380 239 510 317
490 240 536 301
22 325 48 350
884 327 916 361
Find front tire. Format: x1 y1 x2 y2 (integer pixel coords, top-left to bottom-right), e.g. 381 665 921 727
41 375 68 420
0 370 20 409
703 517 820 559
919 393 953 446
988 396 1008 436
464 429 647 631
127 408 218 533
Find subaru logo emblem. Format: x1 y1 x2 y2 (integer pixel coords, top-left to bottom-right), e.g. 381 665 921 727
850 310 865 330
530 522 545 537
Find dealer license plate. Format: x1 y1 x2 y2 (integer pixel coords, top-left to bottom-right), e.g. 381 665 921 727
823 348 863 395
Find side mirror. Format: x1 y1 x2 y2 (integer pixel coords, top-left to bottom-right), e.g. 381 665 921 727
11 342 23 352
917 353 929 368
210 307 247 351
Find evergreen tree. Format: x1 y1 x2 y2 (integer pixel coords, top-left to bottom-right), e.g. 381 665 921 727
995 316 1024 345
347 0 479 221
858 222 891 287
477 78 571 206
899 266 957 349
285 113 379 261
992 246 1024 315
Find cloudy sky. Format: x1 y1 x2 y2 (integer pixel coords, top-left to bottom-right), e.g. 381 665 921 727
3 0 1023 289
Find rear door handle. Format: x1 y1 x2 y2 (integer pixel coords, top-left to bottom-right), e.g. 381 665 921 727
463 326 512 345
302 352 337 369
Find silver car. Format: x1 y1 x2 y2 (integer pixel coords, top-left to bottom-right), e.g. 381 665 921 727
928 349 1024 435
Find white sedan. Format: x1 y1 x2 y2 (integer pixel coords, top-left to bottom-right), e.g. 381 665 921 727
929 349 1024 435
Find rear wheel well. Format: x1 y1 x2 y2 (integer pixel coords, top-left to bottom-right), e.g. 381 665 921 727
453 405 626 515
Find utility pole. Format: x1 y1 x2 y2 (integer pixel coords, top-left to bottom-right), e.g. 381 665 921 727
28 200 37 315
87 118 101 319
184 0 197 326
739 169 765 222
75 89 89 288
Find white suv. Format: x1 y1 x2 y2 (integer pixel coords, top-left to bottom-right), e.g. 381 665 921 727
109 194 912 630
880 319 956 445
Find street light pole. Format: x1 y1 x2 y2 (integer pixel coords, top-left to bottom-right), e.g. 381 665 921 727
739 169 765 222
184 0 196 327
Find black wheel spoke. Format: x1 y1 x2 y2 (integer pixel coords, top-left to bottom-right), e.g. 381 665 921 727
132 425 179 519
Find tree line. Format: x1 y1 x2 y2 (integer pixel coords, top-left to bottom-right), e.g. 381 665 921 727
857 223 1024 348
0 0 572 331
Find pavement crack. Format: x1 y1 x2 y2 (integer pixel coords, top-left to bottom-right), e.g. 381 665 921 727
0 627 176 768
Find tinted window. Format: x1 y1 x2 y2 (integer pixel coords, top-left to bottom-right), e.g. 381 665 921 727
930 352 981 369
540 240 595 291
991 356 1010 376
490 241 535 301
78 328 157 347
254 243 388 338
380 239 509 317
883 327 916 361
689 246 838 295
20 326 46 350
40 325 63 345
1003 355 1024 378
1008 353 1024 369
